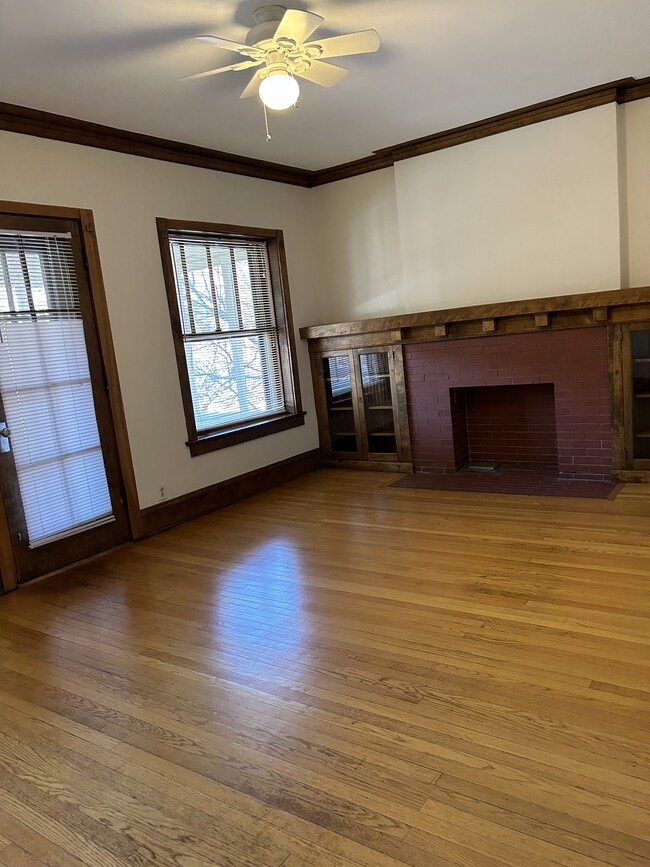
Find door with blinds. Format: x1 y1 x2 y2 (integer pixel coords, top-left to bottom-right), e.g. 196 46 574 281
0 214 129 583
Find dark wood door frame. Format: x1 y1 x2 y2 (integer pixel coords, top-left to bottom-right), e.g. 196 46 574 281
620 322 650 472
0 200 142 592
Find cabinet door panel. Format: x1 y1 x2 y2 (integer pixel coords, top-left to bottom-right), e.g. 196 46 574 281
322 355 360 456
631 328 650 461
359 351 397 458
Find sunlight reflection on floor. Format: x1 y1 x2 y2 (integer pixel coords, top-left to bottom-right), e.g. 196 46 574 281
211 539 307 677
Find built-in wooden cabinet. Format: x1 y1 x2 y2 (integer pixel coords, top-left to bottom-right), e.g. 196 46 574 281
623 324 650 469
312 346 412 471
301 289 650 480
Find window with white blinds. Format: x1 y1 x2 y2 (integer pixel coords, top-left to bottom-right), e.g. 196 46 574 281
0 230 113 547
166 230 286 433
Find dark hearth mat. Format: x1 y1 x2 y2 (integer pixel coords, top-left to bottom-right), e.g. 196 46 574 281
389 466 619 500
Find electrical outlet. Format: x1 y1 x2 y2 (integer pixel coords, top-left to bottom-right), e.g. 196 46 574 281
159 485 166 501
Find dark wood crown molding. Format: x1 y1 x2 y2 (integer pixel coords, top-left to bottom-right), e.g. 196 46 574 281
1 76 649 189
309 77 650 186
0 101 312 187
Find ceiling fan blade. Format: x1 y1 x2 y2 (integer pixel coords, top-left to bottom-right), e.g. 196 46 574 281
294 60 348 87
303 29 380 59
240 70 264 99
273 9 324 44
181 60 262 81
193 35 261 56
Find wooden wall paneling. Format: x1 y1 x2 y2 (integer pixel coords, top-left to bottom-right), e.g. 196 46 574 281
608 325 627 470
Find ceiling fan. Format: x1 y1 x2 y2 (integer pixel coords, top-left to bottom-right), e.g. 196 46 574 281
182 5 380 111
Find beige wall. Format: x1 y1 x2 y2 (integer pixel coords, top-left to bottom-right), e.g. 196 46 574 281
395 104 621 311
312 168 405 320
0 132 321 508
623 97 650 289
312 102 645 323
2 98 648 508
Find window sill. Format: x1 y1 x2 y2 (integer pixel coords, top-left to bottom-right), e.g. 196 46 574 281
187 411 306 457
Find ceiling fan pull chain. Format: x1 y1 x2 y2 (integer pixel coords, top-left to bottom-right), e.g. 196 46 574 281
263 103 272 142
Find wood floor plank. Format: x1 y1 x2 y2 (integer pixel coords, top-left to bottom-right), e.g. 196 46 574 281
1 469 649 865
0 846 48 867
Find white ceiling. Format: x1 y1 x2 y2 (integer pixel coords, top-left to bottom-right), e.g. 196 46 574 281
0 0 649 171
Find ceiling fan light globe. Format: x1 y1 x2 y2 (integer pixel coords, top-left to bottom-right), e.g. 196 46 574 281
258 72 299 110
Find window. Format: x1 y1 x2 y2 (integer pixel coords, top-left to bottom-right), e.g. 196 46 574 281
157 219 303 455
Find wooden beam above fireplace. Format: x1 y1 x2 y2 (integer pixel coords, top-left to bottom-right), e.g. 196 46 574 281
300 287 650 351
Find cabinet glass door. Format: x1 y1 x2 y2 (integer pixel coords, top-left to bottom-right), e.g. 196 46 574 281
323 355 357 453
359 351 397 456
632 329 650 460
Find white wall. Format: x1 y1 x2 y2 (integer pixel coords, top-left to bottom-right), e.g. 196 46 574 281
0 132 321 508
312 102 636 323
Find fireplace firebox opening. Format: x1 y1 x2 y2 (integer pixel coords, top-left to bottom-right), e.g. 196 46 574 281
450 383 559 471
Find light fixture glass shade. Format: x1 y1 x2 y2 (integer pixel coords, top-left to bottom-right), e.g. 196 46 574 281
259 72 299 111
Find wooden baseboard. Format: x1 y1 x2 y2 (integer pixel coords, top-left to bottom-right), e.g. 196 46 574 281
140 448 320 537
612 469 650 483
320 460 414 473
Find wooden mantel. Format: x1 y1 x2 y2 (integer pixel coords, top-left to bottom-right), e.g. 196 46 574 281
299 287 650 350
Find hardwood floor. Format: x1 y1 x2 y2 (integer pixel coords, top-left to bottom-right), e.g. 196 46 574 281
0 468 649 866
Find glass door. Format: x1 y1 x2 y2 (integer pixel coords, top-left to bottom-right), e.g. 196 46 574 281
0 214 129 583
631 329 650 461
322 355 359 456
359 351 397 458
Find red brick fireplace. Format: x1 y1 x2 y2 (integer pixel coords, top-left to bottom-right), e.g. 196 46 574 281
405 328 612 479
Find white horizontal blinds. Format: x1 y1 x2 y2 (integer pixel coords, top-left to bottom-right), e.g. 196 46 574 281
168 231 285 432
0 231 113 547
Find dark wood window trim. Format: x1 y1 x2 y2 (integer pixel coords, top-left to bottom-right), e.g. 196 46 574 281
157 218 304 456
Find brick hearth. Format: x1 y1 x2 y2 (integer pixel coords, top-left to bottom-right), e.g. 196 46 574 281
405 327 612 479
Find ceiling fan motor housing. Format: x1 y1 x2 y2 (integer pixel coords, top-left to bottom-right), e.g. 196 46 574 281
247 5 287 46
